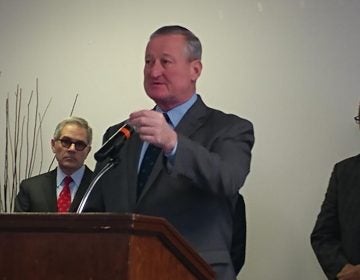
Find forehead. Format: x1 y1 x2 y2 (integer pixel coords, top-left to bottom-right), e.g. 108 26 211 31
145 34 187 56
60 124 87 139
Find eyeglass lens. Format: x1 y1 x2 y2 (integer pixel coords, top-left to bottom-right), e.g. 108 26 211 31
58 138 87 151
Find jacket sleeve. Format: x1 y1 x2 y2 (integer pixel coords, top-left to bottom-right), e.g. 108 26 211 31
14 180 31 212
171 117 254 197
310 164 348 280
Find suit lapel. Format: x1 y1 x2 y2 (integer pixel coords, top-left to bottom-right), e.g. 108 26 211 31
42 169 58 212
128 133 143 206
175 96 210 137
136 97 210 203
69 166 94 212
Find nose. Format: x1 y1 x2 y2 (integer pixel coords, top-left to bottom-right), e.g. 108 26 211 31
146 60 163 78
68 143 77 151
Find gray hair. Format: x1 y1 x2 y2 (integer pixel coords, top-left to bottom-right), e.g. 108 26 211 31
53 116 93 145
150 25 202 61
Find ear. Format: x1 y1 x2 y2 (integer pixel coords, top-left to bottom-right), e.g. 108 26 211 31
51 139 56 153
86 146 92 156
190 59 202 82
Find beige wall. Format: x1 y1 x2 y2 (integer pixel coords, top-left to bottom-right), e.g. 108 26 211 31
1 0 360 279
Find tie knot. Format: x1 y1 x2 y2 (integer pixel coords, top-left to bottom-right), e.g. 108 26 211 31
63 176 73 186
163 113 172 126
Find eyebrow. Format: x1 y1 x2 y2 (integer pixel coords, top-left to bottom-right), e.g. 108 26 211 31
60 136 88 144
145 52 175 58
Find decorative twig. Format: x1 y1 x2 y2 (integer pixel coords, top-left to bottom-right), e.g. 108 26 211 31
25 90 34 179
33 99 51 175
10 88 22 211
18 116 25 188
48 94 78 172
70 94 79 116
3 97 10 212
1 79 78 212
28 78 39 178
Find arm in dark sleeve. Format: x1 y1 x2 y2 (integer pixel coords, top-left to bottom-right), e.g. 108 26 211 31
171 118 254 197
231 194 246 275
14 181 30 212
311 164 348 280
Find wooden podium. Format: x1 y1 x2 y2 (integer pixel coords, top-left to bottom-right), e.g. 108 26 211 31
0 213 215 280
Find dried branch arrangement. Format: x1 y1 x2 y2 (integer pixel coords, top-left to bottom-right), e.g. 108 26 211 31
0 77 78 213
0 78 52 212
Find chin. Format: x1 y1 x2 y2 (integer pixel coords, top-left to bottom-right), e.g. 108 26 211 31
62 162 79 170
146 90 169 102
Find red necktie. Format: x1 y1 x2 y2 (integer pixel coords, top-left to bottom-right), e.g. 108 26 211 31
57 176 72 212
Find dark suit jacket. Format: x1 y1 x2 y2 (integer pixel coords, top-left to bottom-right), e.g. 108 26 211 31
311 154 360 280
231 193 246 275
85 96 254 280
14 166 93 212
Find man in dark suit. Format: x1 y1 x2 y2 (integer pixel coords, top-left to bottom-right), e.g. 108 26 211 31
85 25 254 279
15 116 93 212
311 112 360 280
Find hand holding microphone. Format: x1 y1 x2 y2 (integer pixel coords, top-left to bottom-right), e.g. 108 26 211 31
94 122 134 162
94 110 177 162
129 110 177 155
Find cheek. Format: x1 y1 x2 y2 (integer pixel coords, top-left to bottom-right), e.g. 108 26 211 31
144 66 150 75
170 71 191 86
143 69 149 79
164 69 182 83
172 67 190 78
51 145 57 154
76 153 88 162
53 147 62 156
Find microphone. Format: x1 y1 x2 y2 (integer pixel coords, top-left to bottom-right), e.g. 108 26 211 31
94 123 134 162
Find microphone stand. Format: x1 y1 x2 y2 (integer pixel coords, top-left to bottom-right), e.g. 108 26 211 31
77 125 132 213
76 158 118 214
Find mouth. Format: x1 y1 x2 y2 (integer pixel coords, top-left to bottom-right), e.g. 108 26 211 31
63 156 76 161
146 78 165 85
150 82 166 88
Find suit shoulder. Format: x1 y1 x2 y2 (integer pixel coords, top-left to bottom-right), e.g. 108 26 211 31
107 122 125 132
19 170 54 186
207 106 253 129
84 165 94 175
103 121 127 140
334 154 360 170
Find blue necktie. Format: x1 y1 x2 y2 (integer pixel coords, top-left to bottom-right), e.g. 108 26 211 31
137 113 170 199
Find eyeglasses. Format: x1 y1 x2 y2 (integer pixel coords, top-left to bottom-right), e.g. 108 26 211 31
56 137 88 151
354 116 360 124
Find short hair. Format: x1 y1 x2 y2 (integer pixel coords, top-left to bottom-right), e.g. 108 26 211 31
150 25 202 61
53 116 93 145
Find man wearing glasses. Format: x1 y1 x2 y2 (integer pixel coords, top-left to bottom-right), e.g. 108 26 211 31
311 106 360 280
15 116 93 212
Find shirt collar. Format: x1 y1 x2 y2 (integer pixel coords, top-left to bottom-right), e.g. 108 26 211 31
56 165 86 188
156 93 198 127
